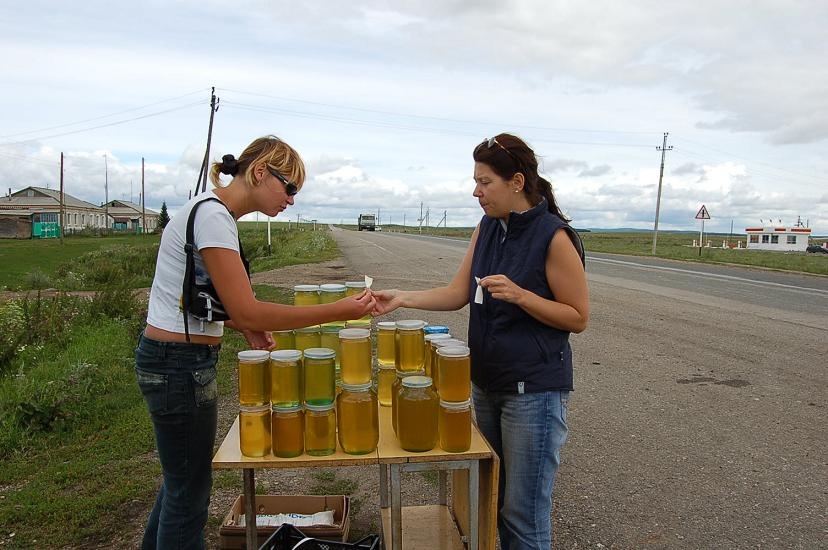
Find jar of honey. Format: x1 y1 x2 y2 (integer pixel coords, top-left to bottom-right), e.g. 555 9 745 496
376 363 396 407
320 325 342 368
302 348 336 405
319 284 347 330
430 339 466 392
391 368 425 434
294 326 322 352
337 382 379 454
271 404 304 458
345 281 371 323
269 349 302 407
376 322 397 368
239 404 271 457
439 399 471 453
293 284 320 306
423 333 452 378
436 345 471 402
338 328 372 385
395 320 426 372
304 402 336 456
272 330 295 351
237 350 270 407
397 376 439 452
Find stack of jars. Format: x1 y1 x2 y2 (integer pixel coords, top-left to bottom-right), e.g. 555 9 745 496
434 343 472 453
237 350 273 458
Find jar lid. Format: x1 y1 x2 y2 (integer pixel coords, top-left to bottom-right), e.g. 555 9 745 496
305 402 335 411
402 375 433 388
345 281 366 288
303 347 336 359
272 404 302 413
340 381 373 392
239 404 270 413
295 325 321 333
434 338 466 348
377 321 397 330
425 333 452 342
396 320 426 331
437 345 470 358
320 283 346 292
321 324 343 333
338 328 370 339
378 363 396 370
237 350 270 362
424 325 450 334
270 349 302 362
345 320 372 329
294 284 320 292
440 399 471 409
396 369 425 378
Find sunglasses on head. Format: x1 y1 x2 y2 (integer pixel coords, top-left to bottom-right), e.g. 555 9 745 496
267 166 299 196
479 136 521 167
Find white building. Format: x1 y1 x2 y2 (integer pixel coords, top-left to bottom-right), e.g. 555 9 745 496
745 225 811 252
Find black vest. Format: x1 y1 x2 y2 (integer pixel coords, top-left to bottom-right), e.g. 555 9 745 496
468 200 580 393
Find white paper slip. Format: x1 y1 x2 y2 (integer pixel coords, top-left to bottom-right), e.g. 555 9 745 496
237 510 336 527
364 275 373 289
474 277 484 304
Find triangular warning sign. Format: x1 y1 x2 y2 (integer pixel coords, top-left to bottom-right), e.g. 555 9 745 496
695 205 711 220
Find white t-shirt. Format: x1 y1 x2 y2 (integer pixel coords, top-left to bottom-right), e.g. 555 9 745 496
147 190 239 337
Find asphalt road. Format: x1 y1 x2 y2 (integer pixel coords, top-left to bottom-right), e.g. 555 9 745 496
331 227 827 549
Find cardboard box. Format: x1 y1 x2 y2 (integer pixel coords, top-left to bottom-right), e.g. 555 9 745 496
220 494 350 550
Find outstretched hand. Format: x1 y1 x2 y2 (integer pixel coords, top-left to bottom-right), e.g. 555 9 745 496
242 329 275 350
371 289 403 316
340 290 377 320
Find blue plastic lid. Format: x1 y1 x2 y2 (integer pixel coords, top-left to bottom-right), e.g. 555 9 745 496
424 325 450 334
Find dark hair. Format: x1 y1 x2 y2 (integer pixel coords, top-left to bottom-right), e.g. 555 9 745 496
473 133 570 221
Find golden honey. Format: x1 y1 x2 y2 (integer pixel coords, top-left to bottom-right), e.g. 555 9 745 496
345 281 370 322
397 376 439 452
293 284 320 306
272 330 295 351
436 345 471 402
304 402 336 456
320 326 342 368
337 382 378 454
391 369 425 434
376 322 396 367
395 320 426 371
269 349 302 407
302 348 336 405
294 326 321 352
237 350 270 407
320 284 347 330
338 328 372 385
271 405 303 458
439 399 471 453
430 339 466 392
376 364 396 407
239 405 271 457
423 333 452 379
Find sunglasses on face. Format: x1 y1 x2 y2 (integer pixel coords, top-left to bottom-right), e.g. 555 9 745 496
267 166 299 196
479 136 521 167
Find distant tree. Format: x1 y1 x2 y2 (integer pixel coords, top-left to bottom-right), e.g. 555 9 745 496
157 201 170 230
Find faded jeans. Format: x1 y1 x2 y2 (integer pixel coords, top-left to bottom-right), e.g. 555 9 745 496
472 384 569 550
135 333 220 550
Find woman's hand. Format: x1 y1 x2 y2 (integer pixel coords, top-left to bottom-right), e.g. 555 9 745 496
241 329 275 350
371 289 403 316
478 275 527 305
337 290 377 320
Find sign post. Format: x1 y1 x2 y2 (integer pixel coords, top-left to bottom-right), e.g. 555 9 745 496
695 205 711 256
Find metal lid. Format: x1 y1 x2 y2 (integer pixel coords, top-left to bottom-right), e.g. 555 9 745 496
338 328 370 339
270 349 302 362
377 363 396 370
425 333 452 342
304 402 335 412
402 375 433 388
377 321 397 330
239 404 270 413
340 382 373 392
436 345 470 358
294 284 320 292
396 369 425 379
319 283 346 292
433 338 466 348
440 399 471 409
237 350 270 362
396 320 426 331
272 404 302 413
303 347 336 359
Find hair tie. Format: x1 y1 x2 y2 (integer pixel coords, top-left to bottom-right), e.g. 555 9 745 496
220 154 239 176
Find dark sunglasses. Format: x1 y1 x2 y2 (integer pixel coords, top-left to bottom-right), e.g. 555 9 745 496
267 166 299 196
479 136 521 167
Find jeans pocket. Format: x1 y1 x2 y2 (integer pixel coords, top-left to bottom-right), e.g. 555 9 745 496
191 366 218 408
136 368 168 415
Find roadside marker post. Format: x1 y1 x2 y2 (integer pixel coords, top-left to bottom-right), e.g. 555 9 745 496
695 205 711 256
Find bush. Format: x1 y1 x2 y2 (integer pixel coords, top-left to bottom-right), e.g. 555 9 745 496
25 269 53 290
53 243 159 289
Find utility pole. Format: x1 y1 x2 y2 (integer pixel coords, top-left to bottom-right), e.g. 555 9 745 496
651 132 672 255
142 157 147 235
104 154 109 234
418 202 424 234
60 152 64 244
195 87 220 196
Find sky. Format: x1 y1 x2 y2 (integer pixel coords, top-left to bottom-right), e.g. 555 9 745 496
0 0 826 233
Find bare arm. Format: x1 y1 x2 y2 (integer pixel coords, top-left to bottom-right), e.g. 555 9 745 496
478 229 589 333
373 226 480 315
200 247 376 331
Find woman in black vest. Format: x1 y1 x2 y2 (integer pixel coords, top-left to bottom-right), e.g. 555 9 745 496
373 133 589 549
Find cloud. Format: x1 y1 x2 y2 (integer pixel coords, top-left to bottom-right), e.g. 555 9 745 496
579 164 612 178
672 162 703 176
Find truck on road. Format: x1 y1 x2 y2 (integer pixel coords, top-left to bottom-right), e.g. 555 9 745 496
358 213 376 231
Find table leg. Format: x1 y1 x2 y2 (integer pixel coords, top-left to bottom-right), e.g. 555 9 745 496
390 464 402 550
243 468 256 550
438 470 448 506
469 461 479 550
380 463 389 508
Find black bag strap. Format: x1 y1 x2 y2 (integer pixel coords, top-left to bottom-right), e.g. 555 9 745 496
182 196 249 341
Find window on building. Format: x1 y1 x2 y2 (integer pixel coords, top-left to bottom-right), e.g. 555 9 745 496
771 235 779 244
749 235 759 243
74 213 78 225
761 235 769 243
787 235 796 244
82 214 86 225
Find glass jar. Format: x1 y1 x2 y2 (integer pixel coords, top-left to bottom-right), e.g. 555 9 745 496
395 320 426 372
439 399 471 453
338 328 372 385
269 349 302 407
239 404 271 457
376 363 396 407
320 325 342 368
436 345 471 402
305 402 336 456
271 404 304 458
423 333 452 379
294 326 321 352
303 347 336 405
237 350 271 407
272 330 295 351
337 382 379 455
293 284 320 307
319 284 347 330
376 322 397 367
430 339 466 392
345 281 370 323
397 376 439 452
391 369 425 434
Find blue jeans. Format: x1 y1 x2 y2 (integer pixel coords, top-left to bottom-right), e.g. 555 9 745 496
472 385 569 550
135 333 220 550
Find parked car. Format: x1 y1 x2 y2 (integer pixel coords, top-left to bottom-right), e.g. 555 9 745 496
806 245 828 254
